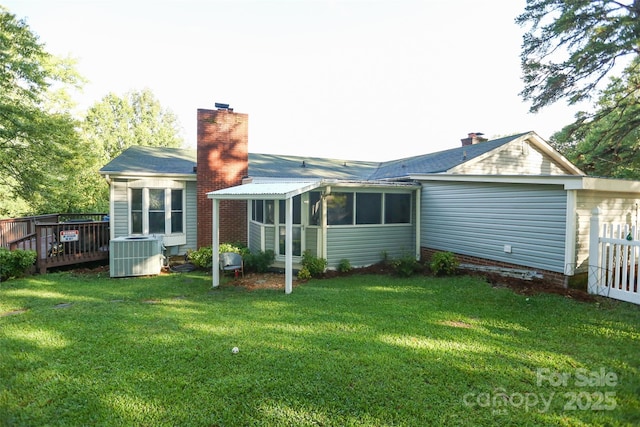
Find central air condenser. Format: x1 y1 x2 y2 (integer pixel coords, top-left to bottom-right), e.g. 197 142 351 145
109 236 164 278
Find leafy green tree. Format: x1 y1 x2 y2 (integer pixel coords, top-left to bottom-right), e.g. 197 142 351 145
82 89 184 164
0 6 86 217
517 1 640 179
517 0 640 112
552 61 640 179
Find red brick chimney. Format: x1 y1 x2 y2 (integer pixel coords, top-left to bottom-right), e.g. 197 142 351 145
196 107 248 249
461 132 487 146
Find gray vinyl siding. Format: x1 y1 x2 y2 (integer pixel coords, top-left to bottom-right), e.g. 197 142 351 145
420 181 567 273
574 191 640 272
112 179 129 238
184 180 197 252
326 225 414 268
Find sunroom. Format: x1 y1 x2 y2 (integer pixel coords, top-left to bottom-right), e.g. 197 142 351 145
208 179 421 293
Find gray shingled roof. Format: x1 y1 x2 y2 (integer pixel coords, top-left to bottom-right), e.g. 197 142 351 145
99 133 527 180
247 153 379 180
369 133 528 179
100 146 196 175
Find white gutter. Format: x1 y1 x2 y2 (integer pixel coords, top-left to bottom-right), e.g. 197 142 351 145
409 174 640 193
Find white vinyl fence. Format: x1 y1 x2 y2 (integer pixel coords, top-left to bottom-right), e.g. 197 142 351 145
588 208 640 305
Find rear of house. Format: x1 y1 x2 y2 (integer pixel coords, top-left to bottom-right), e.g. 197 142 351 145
101 106 640 288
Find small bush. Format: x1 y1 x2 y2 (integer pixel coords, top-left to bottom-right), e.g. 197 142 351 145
337 258 352 273
301 250 327 277
0 248 36 281
391 254 420 277
297 267 312 281
187 246 213 269
244 249 275 273
187 243 250 269
430 251 459 276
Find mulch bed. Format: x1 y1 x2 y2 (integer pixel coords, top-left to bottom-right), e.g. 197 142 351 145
29 261 598 302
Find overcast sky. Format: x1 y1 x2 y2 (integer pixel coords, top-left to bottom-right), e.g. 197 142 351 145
5 0 580 161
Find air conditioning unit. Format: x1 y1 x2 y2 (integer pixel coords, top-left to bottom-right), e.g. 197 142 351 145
109 236 164 278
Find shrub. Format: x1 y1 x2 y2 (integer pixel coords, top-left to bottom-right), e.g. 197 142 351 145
244 249 275 273
337 258 352 273
301 250 327 277
0 248 36 281
391 253 420 277
187 243 250 269
297 267 312 281
430 251 459 276
187 246 213 269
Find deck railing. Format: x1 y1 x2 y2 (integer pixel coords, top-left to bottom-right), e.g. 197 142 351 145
1 214 109 273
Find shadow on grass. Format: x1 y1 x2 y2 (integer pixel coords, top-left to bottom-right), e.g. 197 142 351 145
1 272 639 426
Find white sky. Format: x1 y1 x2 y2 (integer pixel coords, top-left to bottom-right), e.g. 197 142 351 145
5 0 580 161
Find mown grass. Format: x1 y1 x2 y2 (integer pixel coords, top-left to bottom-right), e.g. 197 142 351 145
0 270 639 426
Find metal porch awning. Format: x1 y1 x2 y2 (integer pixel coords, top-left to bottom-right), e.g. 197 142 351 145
207 180 322 293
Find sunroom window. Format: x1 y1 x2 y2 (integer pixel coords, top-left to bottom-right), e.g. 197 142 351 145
385 193 411 223
251 200 274 224
326 191 411 225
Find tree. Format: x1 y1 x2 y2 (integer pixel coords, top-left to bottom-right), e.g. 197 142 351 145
82 89 184 164
0 6 86 217
517 0 640 112
517 1 640 178
552 60 640 179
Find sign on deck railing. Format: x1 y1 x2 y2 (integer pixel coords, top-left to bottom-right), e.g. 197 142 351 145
588 208 640 305
1 214 109 274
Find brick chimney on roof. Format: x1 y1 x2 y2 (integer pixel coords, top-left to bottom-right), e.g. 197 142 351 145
461 132 488 146
196 106 248 248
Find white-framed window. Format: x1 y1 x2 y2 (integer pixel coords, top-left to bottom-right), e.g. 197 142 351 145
129 185 184 235
323 191 412 226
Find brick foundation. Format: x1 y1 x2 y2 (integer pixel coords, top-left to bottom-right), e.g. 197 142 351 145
196 108 248 248
420 247 568 288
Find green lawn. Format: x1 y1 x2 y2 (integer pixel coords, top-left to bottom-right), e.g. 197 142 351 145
1 270 639 426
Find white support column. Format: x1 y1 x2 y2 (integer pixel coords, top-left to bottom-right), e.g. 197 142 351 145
285 197 293 294
563 190 577 275
212 198 220 288
587 207 601 295
415 189 421 261
321 188 329 261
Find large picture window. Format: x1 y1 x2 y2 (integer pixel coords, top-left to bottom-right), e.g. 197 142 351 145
129 187 184 235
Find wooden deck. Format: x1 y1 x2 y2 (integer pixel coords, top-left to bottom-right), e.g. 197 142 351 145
1 214 109 274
